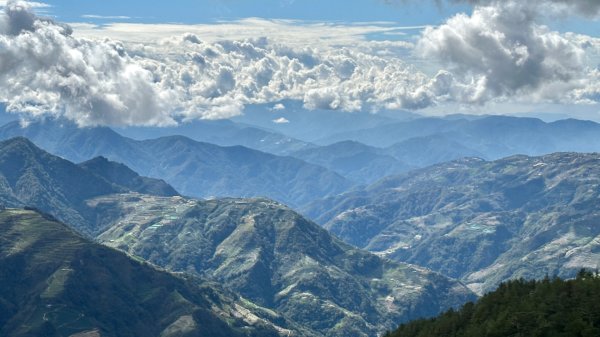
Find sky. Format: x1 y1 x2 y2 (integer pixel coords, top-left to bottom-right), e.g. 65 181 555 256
0 0 599 125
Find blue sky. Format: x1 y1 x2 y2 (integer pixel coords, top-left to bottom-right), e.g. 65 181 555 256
45 0 469 25
35 0 598 37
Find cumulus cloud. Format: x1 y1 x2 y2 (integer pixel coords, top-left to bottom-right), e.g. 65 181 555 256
451 0 600 18
272 117 290 124
0 1 176 126
417 0 599 104
0 0 48 8
0 1 450 126
0 0 597 126
271 103 286 111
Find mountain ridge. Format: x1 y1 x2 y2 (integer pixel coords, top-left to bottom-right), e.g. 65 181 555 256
87 193 476 337
305 152 600 294
0 208 301 337
0 119 354 207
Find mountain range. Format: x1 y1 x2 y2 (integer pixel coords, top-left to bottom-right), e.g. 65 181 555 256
0 208 303 337
116 118 313 156
289 141 413 184
305 153 600 294
0 120 353 208
318 115 600 158
0 138 475 337
232 101 418 142
0 137 176 234
86 193 474 337
7 114 600 196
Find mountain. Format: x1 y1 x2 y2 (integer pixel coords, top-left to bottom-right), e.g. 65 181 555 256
86 193 476 337
0 119 354 207
317 117 457 147
0 208 300 337
233 101 417 142
290 141 413 184
79 156 179 197
136 136 353 206
386 271 600 337
116 119 314 156
318 116 600 159
0 137 176 234
305 153 600 294
383 134 482 168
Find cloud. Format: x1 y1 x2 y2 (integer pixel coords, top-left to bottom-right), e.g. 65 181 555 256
450 0 600 18
271 103 286 110
0 3 445 126
272 117 290 124
81 15 132 20
0 0 49 8
0 1 175 126
0 1 597 127
416 0 599 104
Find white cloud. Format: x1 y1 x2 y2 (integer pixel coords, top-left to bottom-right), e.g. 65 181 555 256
452 0 600 18
71 18 417 51
81 15 132 20
272 117 290 124
0 4 443 126
0 2 176 126
417 0 600 105
0 0 49 8
271 103 286 111
0 1 597 127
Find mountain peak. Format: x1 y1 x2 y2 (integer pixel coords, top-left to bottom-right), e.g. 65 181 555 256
0 136 41 152
91 193 476 337
79 156 180 198
0 208 292 337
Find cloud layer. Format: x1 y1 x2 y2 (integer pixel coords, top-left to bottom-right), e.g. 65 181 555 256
0 1 442 125
0 0 597 126
418 0 600 104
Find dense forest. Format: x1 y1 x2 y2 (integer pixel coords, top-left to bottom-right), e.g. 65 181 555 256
386 270 600 337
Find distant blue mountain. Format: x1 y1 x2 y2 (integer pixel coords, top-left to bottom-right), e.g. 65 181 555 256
233 100 419 142
291 140 414 184
318 116 600 159
116 118 314 155
0 119 354 207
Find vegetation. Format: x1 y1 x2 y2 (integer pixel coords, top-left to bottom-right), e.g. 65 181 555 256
0 119 354 208
385 271 600 337
310 153 600 293
0 208 293 337
90 194 476 337
0 137 179 234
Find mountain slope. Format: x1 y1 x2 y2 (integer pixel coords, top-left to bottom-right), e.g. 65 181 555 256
0 120 354 207
386 271 600 337
0 137 177 234
291 141 413 184
116 119 314 155
86 193 475 337
0 209 296 337
137 136 353 206
306 153 600 294
383 134 482 168
319 116 600 159
79 156 179 197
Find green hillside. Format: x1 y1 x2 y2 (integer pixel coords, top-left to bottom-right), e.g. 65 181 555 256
385 271 600 337
0 209 303 337
88 193 475 337
308 153 600 293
